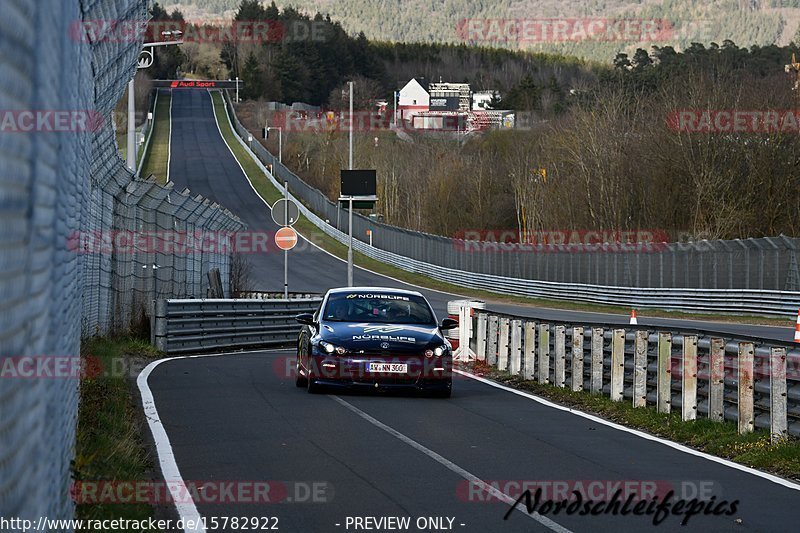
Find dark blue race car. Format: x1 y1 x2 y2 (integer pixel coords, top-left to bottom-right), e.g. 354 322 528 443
294 287 458 397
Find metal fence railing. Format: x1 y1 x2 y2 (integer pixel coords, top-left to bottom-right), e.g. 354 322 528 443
0 1 244 525
152 297 322 354
470 309 799 438
221 94 800 317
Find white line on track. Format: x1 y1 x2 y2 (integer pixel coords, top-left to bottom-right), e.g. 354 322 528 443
137 348 285 533
330 395 573 533
454 369 800 492
166 89 174 183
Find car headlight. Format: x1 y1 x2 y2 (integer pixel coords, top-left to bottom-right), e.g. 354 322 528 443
426 345 449 357
319 341 346 355
319 340 335 354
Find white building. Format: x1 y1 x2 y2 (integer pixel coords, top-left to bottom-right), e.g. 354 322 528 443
472 90 500 110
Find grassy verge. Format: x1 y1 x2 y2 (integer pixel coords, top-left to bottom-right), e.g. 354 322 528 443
468 361 800 479
74 337 164 526
140 92 172 184
211 92 792 328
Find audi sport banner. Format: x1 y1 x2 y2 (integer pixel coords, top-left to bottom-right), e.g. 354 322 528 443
152 80 242 89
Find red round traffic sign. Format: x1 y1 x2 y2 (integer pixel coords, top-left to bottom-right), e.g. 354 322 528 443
275 227 298 251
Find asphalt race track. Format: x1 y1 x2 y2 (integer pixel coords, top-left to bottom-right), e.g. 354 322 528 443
149 89 800 532
167 89 794 342
149 350 798 532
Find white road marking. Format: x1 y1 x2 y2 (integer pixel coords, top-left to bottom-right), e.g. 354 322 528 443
331 395 573 533
137 348 285 533
455 369 800 491
166 89 173 183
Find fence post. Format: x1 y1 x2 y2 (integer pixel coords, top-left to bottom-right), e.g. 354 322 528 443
153 299 168 352
657 332 672 414
590 328 603 393
738 342 755 434
523 322 536 380
633 330 648 407
770 347 787 441
554 325 566 388
538 324 550 384
497 318 510 371
610 329 625 401
476 313 488 362
682 336 698 421
487 315 499 366
509 320 522 375
709 338 725 422
571 327 584 391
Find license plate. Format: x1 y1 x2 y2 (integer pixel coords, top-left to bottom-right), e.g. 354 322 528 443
367 363 407 373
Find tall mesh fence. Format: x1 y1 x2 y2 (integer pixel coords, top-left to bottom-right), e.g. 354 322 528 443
225 93 800 293
0 0 243 525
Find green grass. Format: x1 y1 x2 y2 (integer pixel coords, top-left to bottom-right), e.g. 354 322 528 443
75 337 163 526
210 91 793 328
139 92 172 185
471 362 800 479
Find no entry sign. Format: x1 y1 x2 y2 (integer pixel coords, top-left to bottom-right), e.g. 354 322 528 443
275 227 298 251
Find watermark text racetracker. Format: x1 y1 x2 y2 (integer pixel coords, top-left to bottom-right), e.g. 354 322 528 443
667 109 800 134
456 18 674 43
71 480 332 505
0 110 104 133
67 230 324 254
452 229 669 253
0 516 278 532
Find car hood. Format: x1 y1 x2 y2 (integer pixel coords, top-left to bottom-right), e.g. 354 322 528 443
320 321 444 352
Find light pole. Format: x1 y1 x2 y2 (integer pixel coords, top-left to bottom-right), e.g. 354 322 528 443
347 80 354 286
128 31 183 172
264 126 282 163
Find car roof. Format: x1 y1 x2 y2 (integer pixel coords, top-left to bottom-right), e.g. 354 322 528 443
326 286 424 298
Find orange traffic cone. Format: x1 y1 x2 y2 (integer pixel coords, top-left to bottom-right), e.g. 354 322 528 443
630 309 638 325
794 309 800 343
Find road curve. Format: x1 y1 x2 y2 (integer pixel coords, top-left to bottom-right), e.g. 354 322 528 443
148 350 798 532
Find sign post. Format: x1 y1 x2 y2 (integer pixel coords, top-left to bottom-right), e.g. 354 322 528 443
340 170 378 287
284 181 288 298
270 183 299 299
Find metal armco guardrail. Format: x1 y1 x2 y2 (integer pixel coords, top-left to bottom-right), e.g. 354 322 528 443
220 91 800 318
151 298 321 354
470 309 799 438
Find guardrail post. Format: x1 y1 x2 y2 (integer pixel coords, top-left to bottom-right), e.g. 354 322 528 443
523 322 536 380
590 328 603 393
633 331 648 407
554 326 566 388
610 329 625 401
682 336 698 421
487 316 499 366
153 299 168 352
509 320 522 375
709 338 725 422
769 347 787 441
538 324 550 384
571 327 584 391
476 313 488 362
498 318 510 371
657 332 672 414
738 342 755 434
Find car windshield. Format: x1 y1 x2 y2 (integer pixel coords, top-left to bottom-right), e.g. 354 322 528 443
323 291 435 324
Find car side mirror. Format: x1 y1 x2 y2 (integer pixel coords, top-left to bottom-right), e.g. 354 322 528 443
439 318 459 330
295 313 315 326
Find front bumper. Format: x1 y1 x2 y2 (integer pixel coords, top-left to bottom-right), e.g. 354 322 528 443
308 353 452 391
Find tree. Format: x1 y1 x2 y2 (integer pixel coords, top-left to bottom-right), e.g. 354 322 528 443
241 51 264 100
